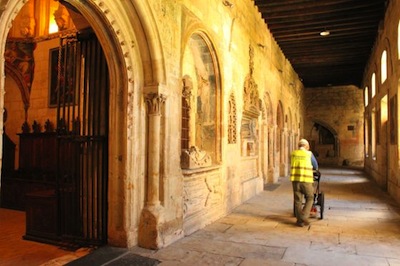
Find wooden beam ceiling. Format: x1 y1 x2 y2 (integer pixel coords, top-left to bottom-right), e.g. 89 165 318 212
253 0 388 88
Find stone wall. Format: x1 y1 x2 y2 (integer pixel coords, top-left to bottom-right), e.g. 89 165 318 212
303 85 364 167
362 0 400 201
0 0 308 249
4 38 59 168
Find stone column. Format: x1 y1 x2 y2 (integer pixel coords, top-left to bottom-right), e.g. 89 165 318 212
146 93 165 206
138 92 166 249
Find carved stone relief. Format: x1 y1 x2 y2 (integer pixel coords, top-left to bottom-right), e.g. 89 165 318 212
19 14 35 37
181 145 212 169
183 170 222 221
182 75 193 107
241 44 260 156
54 4 71 31
228 93 237 144
145 93 166 115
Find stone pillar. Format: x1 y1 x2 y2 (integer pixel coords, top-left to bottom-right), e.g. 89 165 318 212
138 92 166 249
280 128 287 176
261 122 268 184
267 125 274 182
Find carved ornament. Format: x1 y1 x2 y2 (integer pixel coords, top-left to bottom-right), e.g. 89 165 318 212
145 93 166 115
181 146 212 169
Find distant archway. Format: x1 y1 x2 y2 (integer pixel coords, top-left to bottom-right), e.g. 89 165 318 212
310 119 339 165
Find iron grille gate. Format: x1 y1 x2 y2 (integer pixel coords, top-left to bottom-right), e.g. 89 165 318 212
55 32 109 246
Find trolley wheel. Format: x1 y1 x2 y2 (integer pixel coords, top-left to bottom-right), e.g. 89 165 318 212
318 192 325 219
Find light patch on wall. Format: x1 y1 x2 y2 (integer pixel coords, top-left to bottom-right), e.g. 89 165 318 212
48 22 58 34
381 50 387 83
371 73 376 97
381 95 388 124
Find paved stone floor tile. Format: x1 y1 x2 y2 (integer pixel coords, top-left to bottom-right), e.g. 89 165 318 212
283 246 389 266
239 258 295 266
387 258 400 266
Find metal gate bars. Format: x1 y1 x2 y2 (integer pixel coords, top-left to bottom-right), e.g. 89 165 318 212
55 31 109 246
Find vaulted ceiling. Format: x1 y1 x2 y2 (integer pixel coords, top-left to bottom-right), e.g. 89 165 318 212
253 0 388 88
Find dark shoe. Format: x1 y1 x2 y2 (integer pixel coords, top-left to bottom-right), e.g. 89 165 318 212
296 221 304 227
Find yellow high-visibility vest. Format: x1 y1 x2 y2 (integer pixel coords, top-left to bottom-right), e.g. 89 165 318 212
290 149 314 183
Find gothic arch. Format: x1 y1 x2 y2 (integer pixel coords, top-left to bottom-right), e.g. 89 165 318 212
0 0 166 248
310 119 340 162
180 31 222 165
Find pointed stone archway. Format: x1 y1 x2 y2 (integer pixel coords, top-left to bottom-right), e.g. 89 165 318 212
0 0 165 248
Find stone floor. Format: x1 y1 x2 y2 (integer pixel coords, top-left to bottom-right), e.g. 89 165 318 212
0 208 91 266
67 167 400 266
3 167 400 266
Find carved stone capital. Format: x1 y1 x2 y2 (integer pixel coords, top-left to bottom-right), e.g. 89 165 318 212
145 93 166 115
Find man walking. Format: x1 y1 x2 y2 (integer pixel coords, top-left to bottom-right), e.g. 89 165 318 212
290 138 318 227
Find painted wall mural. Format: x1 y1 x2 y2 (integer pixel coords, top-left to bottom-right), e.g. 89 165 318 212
4 40 36 110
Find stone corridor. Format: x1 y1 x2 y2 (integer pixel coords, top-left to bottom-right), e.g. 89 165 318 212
68 167 400 266
2 166 400 265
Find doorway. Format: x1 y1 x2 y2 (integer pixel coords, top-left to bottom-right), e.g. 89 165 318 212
1 2 109 247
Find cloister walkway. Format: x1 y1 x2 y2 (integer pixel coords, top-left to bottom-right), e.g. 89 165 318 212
2 167 400 265
125 167 400 266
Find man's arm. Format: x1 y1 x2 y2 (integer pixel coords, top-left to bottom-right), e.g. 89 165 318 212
311 153 318 170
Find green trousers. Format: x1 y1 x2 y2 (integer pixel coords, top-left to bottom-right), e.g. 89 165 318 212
292 181 314 223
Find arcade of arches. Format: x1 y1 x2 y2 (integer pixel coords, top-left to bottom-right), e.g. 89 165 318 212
0 0 399 250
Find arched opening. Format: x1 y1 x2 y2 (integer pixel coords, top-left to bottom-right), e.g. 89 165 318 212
310 120 339 165
381 50 387 83
371 73 376 97
0 0 143 248
180 32 221 168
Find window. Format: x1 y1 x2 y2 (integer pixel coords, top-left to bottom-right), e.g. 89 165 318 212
381 50 387 83
371 108 376 160
371 73 376 98
380 95 388 146
389 95 397 144
381 95 388 125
